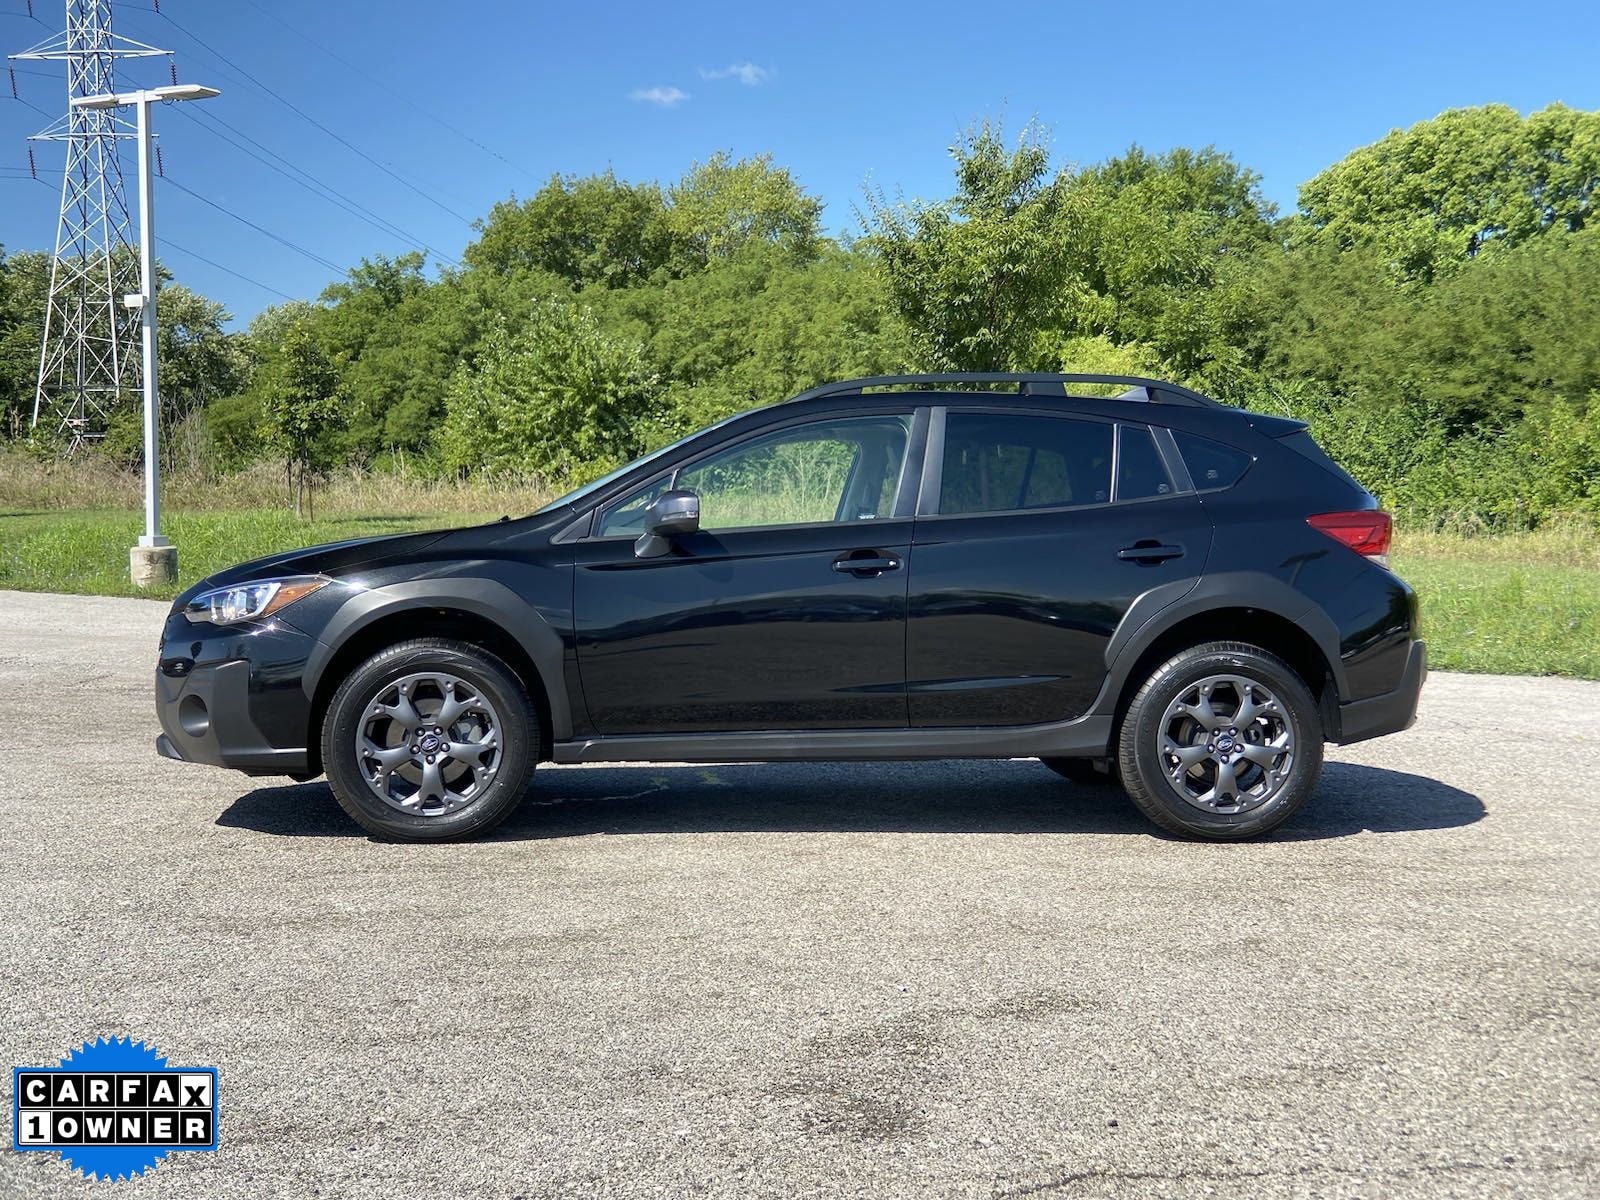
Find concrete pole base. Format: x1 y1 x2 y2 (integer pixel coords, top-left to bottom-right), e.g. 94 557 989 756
130 544 178 588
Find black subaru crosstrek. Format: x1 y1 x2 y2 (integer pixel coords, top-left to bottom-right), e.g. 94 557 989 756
155 373 1425 842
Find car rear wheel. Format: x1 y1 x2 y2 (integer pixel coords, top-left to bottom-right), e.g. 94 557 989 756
322 638 539 841
1117 641 1322 840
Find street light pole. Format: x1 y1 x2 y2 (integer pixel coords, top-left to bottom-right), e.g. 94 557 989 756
71 83 220 588
132 91 162 560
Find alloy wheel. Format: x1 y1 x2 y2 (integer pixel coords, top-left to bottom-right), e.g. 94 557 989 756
355 671 503 816
1157 674 1296 815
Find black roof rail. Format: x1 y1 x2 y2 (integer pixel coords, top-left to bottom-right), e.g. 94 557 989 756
784 372 1223 408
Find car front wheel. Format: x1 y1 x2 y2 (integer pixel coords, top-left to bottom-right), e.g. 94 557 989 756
322 637 539 841
1117 641 1323 840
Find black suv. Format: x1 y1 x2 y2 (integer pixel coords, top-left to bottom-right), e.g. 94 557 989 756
155 373 1425 842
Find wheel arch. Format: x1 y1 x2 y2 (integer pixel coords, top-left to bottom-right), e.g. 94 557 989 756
302 580 568 776
1098 579 1345 744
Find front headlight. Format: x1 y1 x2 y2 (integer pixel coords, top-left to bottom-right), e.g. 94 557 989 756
183 575 331 625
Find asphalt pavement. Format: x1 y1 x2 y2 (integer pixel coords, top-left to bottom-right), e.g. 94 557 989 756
1 588 1596 1199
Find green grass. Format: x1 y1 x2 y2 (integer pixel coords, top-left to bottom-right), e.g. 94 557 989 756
3 508 1598 680
1392 531 1600 678
0 509 455 600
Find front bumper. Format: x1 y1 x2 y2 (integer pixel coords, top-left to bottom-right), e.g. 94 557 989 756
154 614 316 776
1334 639 1427 744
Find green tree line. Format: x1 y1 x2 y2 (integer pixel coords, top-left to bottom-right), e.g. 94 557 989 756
2 105 1597 529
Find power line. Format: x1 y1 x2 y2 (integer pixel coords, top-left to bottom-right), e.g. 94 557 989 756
6 164 301 302
10 92 54 119
234 0 541 188
161 234 296 301
177 104 459 267
162 171 344 274
150 7 478 227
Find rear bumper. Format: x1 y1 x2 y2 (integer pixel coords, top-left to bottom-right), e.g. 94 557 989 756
1334 639 1426 744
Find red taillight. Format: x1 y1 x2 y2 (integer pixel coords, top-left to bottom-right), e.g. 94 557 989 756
1308 510 1393 563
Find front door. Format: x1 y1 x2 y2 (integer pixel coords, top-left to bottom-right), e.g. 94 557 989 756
574 411 920 734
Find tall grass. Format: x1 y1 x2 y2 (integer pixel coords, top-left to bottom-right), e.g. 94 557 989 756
0 447 556 517
1395 521 1600 569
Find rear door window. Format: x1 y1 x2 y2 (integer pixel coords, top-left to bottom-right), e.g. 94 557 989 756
1115 424 1174 500
938 412 1113 515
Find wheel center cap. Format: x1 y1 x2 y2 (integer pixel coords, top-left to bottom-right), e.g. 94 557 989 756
419 733 442 754
1215 735 1235 753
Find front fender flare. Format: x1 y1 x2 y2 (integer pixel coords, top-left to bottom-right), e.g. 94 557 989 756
302 577 572 741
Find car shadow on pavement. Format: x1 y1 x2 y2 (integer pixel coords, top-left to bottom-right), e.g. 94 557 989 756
215 759 1484 843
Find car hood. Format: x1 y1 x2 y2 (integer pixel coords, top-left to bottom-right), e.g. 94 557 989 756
187 527 456 594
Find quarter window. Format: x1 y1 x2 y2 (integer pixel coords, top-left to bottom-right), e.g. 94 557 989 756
1174 431 1253 491
938 413 1112 515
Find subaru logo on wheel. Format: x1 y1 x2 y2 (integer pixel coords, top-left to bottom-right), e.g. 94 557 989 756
419 733 441 753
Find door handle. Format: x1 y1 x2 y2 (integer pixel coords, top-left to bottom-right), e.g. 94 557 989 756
1117 541 1185 564
832 551 902 576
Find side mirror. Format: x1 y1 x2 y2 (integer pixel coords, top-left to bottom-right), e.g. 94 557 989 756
635 488 699 558
646 489 700 536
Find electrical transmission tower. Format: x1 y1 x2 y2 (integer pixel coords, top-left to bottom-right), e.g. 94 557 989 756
11 1 169 446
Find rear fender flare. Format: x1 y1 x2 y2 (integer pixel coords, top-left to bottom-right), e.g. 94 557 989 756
1092 571 1346 718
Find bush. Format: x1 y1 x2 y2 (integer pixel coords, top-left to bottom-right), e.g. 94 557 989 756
437 298 665 487
1244 378 1600 532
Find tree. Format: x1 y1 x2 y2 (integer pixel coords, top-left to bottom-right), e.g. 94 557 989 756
154 285 249 410
863 121 1086 371
664 153 822 269
0 249 48 439
258 319 346 517
1062 145 1275 380
1248 223 1600 429
464 171 672 288
316 254 483 459
101 282 250 470
1295 103 1600 283
437 297 660 484
610 241 908 432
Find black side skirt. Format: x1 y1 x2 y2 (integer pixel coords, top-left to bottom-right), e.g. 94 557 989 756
551 716 1116 765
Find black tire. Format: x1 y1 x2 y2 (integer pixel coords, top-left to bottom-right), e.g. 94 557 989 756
1116 641 1323 841
321 637 540 841
1039 757 1118 786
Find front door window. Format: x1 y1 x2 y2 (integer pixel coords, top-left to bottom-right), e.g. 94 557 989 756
597 414 912 537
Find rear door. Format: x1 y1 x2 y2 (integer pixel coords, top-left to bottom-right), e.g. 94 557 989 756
906 408 1211 726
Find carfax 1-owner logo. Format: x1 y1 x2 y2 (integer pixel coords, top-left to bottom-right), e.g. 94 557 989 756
12 1037 219 1181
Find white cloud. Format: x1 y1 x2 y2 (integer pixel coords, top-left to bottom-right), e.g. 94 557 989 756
698 62 770 87
629 86 689 107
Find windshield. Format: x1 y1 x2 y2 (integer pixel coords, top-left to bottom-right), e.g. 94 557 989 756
530 409 752 516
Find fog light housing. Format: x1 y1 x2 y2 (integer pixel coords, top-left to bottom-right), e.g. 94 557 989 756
178 694 210 738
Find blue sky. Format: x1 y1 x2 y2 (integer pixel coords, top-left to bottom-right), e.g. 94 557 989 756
3 0 1597 323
